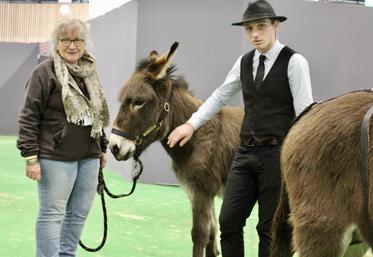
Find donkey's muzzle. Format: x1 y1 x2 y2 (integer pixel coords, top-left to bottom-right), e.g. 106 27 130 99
111 144 119 156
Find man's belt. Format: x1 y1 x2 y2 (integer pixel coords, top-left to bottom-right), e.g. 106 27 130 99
245 137 280 146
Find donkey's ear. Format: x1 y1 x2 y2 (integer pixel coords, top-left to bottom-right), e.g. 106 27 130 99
147 42 179 80
149 50 159 61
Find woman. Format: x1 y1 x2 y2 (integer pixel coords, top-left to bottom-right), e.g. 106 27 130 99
17 19 110 257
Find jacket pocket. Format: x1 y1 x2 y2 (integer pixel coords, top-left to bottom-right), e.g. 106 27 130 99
55 123 101 159
53 125 64 144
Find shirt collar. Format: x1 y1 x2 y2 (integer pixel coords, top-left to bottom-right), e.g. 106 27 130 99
254 40 284 61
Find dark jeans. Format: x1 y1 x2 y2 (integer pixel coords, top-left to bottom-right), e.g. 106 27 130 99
219 144 281 257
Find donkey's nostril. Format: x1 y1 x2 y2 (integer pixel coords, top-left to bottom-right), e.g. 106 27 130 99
111 145 119 155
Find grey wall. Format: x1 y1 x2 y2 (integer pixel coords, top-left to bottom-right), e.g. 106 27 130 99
88 0 138 179
89 0 245 184
136 0 243 99
93 0 373 185
272 0 373 100
133 0 244 184
0 43 38 134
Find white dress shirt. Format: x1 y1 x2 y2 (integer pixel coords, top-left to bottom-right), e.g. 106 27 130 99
187 40 313 130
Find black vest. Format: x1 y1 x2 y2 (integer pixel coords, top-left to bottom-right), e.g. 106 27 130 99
239 46 295 143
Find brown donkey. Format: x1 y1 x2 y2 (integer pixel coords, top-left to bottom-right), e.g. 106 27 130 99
270 90 373 257
108 42 243 257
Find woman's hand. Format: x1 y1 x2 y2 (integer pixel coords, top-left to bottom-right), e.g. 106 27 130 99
26 163 41 181
167 123 195 148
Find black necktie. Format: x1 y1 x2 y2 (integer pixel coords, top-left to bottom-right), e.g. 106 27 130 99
254 55 266 90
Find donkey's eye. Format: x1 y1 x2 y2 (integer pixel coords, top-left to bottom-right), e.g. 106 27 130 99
132 99 145 111
133 99 145 106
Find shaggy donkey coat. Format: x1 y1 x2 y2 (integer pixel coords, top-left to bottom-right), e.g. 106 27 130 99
270 90 373 257
109 43 244 257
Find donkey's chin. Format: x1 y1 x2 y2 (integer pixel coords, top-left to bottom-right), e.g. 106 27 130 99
109 135 136 161
114 149 134 161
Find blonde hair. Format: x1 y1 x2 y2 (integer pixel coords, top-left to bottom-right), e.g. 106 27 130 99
51 19 88 51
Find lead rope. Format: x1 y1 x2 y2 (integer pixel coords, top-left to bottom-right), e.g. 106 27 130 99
79 156 143 252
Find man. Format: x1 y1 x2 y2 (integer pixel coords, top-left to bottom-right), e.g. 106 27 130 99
167 0 313 257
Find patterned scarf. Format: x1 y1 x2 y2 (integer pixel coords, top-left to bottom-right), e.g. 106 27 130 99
53 50 110 139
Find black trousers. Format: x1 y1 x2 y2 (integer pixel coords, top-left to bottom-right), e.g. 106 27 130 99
219 144 281 257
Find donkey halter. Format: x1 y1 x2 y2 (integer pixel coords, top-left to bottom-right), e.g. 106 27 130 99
111 95 171 147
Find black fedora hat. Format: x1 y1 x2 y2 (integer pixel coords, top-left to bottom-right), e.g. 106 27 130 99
232 0 287 26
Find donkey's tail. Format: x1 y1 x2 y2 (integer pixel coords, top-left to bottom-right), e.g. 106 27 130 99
269 182 293 257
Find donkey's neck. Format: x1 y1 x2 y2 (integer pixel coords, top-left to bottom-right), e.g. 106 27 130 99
160 86 202 161
168 87 202 132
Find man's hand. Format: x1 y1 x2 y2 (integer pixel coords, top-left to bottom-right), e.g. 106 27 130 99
167 123 195 148
100 152 108 169
26 163 41 181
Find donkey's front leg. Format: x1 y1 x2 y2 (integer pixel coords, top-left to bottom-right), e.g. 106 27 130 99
190 193 218 257
205 205 219 257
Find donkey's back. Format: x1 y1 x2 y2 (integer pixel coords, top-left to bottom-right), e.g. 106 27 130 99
171 104 243 194
271 90 373 257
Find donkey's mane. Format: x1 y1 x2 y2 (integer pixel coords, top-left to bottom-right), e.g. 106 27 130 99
137 59 190 91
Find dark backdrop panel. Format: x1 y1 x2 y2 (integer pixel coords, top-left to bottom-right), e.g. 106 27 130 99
0 44 38 135
0 42 38 90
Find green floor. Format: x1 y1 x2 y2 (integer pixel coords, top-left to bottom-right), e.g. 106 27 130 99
0 136 259 257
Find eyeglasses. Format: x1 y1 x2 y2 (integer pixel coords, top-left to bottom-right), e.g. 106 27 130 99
59 38 85 47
